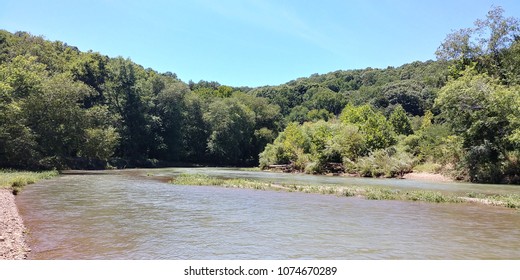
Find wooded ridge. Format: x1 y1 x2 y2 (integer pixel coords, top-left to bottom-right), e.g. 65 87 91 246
1 7 519 183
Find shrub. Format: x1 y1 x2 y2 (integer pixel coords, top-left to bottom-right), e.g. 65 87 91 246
351 148 415 178
364 188 399 200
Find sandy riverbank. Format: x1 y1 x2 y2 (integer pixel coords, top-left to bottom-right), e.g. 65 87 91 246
402 172 454 182
0 189 30 260
335 171 454 182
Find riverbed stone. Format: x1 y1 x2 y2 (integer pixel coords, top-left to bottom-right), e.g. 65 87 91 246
0 189 29 259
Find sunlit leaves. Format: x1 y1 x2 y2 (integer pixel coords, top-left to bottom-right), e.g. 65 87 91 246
389 105 413 136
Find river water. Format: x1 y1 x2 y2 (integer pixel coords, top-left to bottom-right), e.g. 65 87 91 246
16 168 520 259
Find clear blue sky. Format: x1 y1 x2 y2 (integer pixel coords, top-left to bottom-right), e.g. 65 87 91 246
1 0 519 87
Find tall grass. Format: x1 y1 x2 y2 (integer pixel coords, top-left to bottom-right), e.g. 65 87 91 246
170 173 269 190
0 169 59 194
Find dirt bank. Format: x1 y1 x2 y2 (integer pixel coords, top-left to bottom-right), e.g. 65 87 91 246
0 189 30 260
402 172 453 182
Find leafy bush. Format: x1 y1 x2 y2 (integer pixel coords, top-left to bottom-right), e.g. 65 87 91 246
389 104 414 135
464 141 503 183
503 151 520 183
349 147 415 178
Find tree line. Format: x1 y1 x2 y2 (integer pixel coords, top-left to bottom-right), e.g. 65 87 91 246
0 31 282 168
1 7 519 183
260 7 520 183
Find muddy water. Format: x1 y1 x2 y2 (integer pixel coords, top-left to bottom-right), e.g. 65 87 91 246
17 168 520 259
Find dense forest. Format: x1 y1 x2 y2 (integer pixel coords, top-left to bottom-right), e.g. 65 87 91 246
1 7 520 183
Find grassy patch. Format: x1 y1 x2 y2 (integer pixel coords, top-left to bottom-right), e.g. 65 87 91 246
498 194 520 209
413 162 443 173
237 167 261 172
0 169 59 194
364 188 400 200
403 190 463 203
169 173 520 209
465 193 520 209
170 173 269 190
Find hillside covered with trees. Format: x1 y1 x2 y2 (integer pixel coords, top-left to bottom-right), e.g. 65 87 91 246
1 7 520 183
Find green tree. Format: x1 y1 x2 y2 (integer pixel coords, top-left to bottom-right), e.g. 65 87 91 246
501 40 520 85
363 113 396 151
436 6 519 79
216 85 233 98
435 69 518 182
23 74 91 161
306 109 333 122
0 55 47 98
435 70 509 146
259 122 310 169
339 104 374 124
204 98 256 165
302 121 366 172
305 87 347 115
81 127 120 160
0 101 40 168
287 105 310 124
232 92 282 163
304 120 334 162
389 105 413 135
80 105 120 161
70 52 108 107
105 57 150 159
0 54 49 167
154 81 190 161
380 80 427 115
180 92 208 162
340 104 396 151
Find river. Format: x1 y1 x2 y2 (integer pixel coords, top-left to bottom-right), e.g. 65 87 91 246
16 168 520 259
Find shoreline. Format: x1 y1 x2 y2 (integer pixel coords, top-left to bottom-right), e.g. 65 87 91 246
0 189 30 260
170 173 520 209
267 168 455 183
267 166 515 185
401 171 453 182
0 169 58 260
